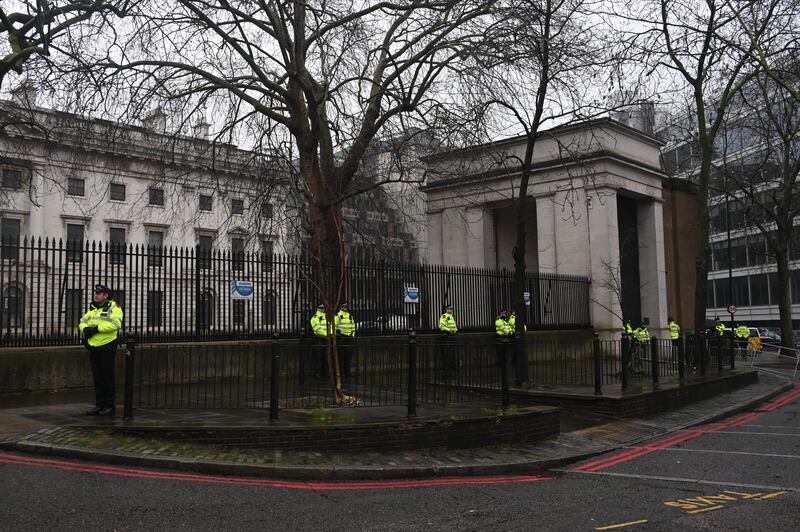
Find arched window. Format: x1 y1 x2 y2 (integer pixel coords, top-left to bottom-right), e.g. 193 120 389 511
263 291 277 326
2 285 24 328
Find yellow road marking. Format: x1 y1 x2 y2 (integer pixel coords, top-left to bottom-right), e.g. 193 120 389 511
687 505 723 514
595 519 649 530
758 491 787 500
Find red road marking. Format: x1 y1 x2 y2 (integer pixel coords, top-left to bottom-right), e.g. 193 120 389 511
574 384 800 473
0 452 554 490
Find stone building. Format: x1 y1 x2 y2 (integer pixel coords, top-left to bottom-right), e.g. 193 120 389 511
423 118 674 336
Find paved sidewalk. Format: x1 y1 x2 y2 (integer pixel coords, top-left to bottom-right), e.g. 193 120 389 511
0 372 793 480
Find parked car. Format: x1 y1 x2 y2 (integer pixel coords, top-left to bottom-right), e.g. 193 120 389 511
355 315 409 334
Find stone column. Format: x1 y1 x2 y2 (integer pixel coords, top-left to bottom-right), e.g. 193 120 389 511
441 207 468 266
637 200 669 336
586 188 622 336
427 211 443 265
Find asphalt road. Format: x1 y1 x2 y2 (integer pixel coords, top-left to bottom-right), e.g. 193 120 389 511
1 383 798 531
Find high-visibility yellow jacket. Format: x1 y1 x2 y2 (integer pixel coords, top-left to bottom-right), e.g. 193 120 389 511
78 300 123 348
715 323 725 336
634 327 651 343
335 311 356 337
495 317 512 336
439 312 457 334
735 325 750 339
625 322 634 337
310 310 329 337
669 321 680 340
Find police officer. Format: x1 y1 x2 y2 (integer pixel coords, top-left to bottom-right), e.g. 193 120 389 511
335 302 356 377
735 322 750 357
79 284 124 416
495 309 512 368
495 310 512 337
310 304 329 379
668 317 681 347
438 304 458 378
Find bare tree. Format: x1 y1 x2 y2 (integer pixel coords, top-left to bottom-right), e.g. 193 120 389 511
715 72 800 350
42 0 495 403
618 0 776 331
0 1 134 89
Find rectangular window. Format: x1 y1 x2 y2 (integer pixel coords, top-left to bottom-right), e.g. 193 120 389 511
260 203 273 219
792 270 800 305
231 199 244 215
149 187 164 206
147 231 164 267
231 237 245 272
707 280 715 309
711 241 728 272
109 227 126 265
67 177 85 197
714 279 731 309
261 240 274 271
66 223 84 263
197 235 213 270
1 167 22 189
65 289 83 327
747 236 767 266
749 274 769 306
730 238 747 269
109 183 126 201
732 276 750 307
199 194 213 212
233 300 246 325
147 291 163 327
0 218 21 261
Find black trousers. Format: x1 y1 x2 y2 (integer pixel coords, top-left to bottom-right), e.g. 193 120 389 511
337 335 353 377
312 336 327 378
439 334 457 377
88 343 117 409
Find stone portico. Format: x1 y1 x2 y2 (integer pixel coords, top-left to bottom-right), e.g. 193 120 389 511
423 119 670 336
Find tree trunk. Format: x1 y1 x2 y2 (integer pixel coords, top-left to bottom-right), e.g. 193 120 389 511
692 150 713 332
774 247 793 352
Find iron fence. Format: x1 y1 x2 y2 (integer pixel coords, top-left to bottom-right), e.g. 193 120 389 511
1 236 591 347
129 335 506 411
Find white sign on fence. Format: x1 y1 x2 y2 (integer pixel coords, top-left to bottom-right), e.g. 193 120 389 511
230 280 254 300
404 286 420 304
523 291 531 306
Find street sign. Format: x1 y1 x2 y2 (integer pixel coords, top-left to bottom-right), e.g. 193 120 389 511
727 304 737 315
404 286 420 304
230 280 254 300
523 291 531 306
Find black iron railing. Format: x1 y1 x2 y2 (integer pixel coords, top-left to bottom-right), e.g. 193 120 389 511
1 236 591 346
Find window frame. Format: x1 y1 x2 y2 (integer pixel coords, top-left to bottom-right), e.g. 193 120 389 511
149 187 165 206
67 177 85 197
109 182 126 202
199 194 213 212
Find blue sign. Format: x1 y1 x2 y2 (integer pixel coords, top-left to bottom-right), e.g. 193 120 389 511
404 286 420 304
523 291 531 305
230 280 254 300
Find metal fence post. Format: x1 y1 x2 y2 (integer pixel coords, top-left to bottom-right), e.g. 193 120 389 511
298 329 306 386
728 336 735 370
269 334 280 421
651 336 659 386
678 333 686 383
621 333 630 390
122 335 136 420
513 333 526 387
593 332 602 395
699 332 707 376
717 336 723 373
501 336 510 408
407 330 417 417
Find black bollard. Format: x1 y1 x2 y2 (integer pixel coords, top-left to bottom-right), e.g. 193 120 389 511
122 335 136 420
651 336 659 386
269 334 280 421
407 330 417 417
699 333 707 376
501 337 510 408
298 329 306 386
678 333 686 383
621 333 630 390
593 332 602 395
